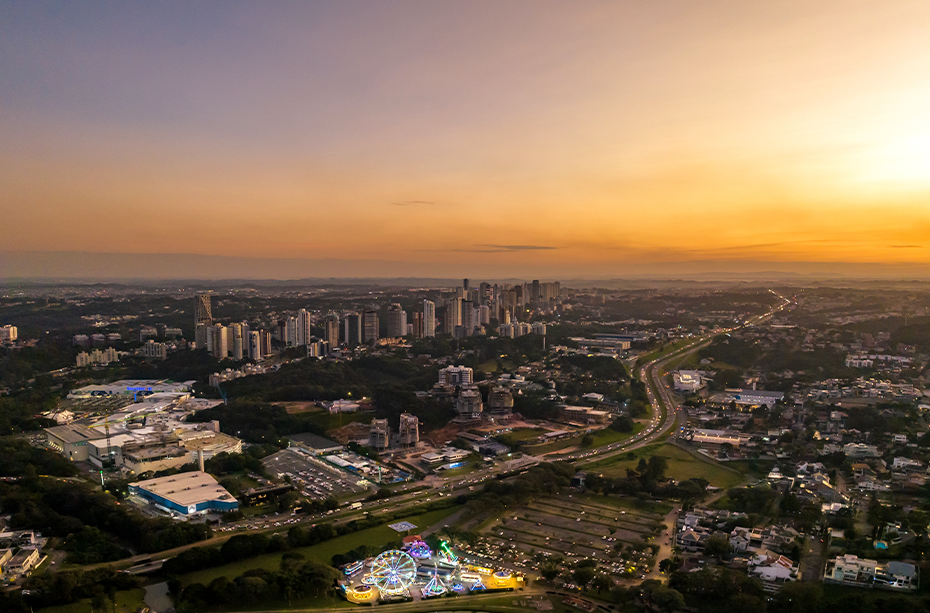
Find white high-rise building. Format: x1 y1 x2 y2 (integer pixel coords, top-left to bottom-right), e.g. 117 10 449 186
423 300 436 337
446 297 463 334
230 323 243 360
479 305 490 325
285 316 298 347
212 324 228 359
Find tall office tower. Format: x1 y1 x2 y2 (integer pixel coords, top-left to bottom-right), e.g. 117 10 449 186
454 286 464 299
261 330 272 355
463 278 469 292
212 324 228 359
362 310 379 343
501 308 511 324
241 322 250 343
368 419 390 450
422 300 436 337
323 313 340 349
248 331 261 360
461 300 475 336
297 309 311 346
531 280 541 303
514 285 524 308
285 316 298 347
445 297 462 334
479 304 490 325
230 323 243 360
479 282 491 303
343 313 362 347
387 303 407 338
399 413 419 446
194 293 213 348
411 312 423 338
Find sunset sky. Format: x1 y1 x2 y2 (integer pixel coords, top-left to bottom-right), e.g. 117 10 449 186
2 1 930 279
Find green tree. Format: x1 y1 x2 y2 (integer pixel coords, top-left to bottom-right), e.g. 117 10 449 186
650 586 685 612
704 534 731 560
572 565 595 588
592 574 614 594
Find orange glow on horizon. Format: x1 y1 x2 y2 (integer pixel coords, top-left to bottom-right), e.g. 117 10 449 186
2 1 930 277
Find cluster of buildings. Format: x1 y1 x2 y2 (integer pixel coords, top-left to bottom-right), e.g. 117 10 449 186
0 529 45 583
194 293 273 360
208 364 271 387
46 380 240 474
73 332 122 347
367 413 420 450
76 346 120 367
826 554 917 591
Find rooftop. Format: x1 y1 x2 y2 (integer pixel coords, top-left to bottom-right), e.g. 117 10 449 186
289 432 343 450
132 471 236 507
45 423 107 444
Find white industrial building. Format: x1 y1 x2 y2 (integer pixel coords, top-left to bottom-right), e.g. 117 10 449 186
674 370 703 392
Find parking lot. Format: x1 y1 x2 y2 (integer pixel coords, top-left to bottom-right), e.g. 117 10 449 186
262 448 367 500
473 495 667 581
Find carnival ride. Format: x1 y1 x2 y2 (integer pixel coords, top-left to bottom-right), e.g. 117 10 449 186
370 550 417 596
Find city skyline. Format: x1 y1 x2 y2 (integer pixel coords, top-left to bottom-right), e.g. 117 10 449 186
3 1 930 279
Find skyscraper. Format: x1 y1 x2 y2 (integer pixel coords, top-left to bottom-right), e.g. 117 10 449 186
297 309 311 346
212 324 227 359
230 323 243 360
323 313 340 349
343 313 361 347
248 331 261 360
285 317 298 347
423 300 436 337
461 300 475 337
194 293 212 348
362 310 379 344
445 297 462 334
387 304 406 338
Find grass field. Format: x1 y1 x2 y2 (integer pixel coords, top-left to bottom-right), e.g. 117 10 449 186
585 444 745 489
181 506 461 586
588 422 644 447
500 427 547 442
37 589 146 613
303 410 373 432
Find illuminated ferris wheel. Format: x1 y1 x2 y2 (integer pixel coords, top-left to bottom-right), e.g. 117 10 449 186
370 550 417 596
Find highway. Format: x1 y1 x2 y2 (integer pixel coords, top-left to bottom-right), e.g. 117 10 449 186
567 289 792 466
116 291 792 575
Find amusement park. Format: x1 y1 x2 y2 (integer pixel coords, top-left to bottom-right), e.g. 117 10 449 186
339 533 524 604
